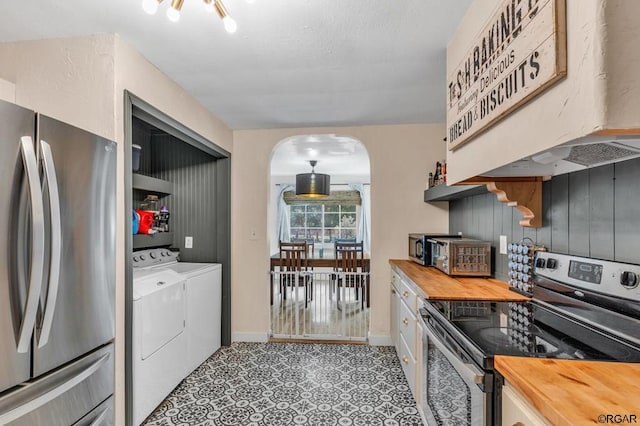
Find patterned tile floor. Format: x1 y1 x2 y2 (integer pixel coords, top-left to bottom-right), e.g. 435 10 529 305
144 342 423 426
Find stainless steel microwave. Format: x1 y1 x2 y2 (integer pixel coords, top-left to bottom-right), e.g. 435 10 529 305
427 237 492 276
408 234 461 266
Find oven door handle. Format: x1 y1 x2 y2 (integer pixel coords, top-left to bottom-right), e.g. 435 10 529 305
422 315 489 391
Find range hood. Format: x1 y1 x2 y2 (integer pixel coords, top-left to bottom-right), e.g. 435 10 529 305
485 134 640 177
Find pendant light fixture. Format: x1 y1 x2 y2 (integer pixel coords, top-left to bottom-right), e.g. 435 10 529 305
296 160 330 198
142 0 238 33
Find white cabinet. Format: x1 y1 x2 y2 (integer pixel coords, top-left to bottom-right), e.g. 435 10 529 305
390 274 400 352
502 383 551 426
390 269 421 404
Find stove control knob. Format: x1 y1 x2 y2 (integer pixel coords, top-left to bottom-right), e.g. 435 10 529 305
133 256 139 263
620 271 638 288
535 258 546 269
150 252 157 259
546 258 558 270
140 255 146 261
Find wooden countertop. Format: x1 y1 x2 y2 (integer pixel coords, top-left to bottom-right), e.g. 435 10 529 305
495 356 640 425
389 259 529 301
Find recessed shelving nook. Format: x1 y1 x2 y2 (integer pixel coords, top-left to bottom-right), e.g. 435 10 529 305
132 173 173 249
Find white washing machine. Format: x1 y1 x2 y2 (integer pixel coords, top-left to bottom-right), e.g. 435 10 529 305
133 249 222 376
132 267 186 426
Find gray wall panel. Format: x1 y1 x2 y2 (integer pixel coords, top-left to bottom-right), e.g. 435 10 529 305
449 199 462 236
132 118 153 175
461 196 473 235
614 158 640 263
550 174 569 253
151 134 218 263
444 158 640 279
536 180 552 247
492 194 505 280
479 193 494 242
568 169 590 256
589 164 614 260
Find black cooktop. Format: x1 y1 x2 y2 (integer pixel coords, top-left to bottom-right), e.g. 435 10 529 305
423 299 640 368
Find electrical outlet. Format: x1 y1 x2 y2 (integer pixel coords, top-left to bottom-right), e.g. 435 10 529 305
185 236 193 249
499 235 507 254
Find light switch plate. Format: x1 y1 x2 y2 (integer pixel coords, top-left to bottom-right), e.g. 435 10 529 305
185 236 193 249
499 235 507 254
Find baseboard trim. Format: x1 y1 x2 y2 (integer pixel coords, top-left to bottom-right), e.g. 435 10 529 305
368 333 393 346
269 338 367 345
231 332 269 343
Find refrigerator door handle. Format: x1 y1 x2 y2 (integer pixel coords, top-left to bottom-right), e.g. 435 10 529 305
37 140 62 349
17 136 46 354
87 405 110 426
0 352 110 424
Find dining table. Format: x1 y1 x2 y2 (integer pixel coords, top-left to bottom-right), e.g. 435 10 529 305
269 251 371 306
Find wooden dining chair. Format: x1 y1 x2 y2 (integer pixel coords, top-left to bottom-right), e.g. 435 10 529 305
332 241 368 309
292 238 315 256
278 242 313 307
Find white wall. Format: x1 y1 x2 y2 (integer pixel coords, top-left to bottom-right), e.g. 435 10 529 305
0 77 15 102
0 34 233 425
232 124 449 343
446 0 640 183
0 36 117 139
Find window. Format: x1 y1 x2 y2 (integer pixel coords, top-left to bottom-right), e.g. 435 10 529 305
289 204 358 244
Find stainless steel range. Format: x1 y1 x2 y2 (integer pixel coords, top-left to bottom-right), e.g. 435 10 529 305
419 251 640 425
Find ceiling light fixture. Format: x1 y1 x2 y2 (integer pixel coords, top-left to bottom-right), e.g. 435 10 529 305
296 161 330 198
212 0 237 33
142 0 237 33
166 0 184 22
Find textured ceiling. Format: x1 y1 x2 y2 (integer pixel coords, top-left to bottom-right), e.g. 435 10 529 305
271 134 370 177
0 0 472 130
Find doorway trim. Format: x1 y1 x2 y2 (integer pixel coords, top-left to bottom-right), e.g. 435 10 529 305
123 91 231 425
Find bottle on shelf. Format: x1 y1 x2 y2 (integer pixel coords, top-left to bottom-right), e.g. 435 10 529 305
428 172 434 188
442 161 447 184
158 206 170 232
433 162 442 186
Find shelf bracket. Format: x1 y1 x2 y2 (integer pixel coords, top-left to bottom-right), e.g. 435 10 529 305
458 177 543 228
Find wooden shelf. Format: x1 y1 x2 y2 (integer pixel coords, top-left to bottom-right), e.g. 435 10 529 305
424 183 488 202
132 173 172 195
133 232 174 249
459 177 544 228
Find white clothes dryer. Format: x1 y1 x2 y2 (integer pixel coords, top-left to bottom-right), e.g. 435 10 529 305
165 262 222 374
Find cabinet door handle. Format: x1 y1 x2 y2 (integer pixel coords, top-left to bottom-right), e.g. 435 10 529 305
403 291 409 297
403 318 409 325
402 356 409 364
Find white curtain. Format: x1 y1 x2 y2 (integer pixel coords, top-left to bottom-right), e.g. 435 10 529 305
277 184 294 243
350 183 371 252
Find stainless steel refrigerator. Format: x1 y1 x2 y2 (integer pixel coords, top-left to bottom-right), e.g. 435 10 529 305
0 99 116 425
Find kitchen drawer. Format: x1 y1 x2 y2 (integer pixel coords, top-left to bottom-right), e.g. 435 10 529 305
399 333 417 398
399 299 417 356
391 270 402 292
399 276 418 312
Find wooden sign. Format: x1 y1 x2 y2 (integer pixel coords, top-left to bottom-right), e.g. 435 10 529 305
446 0 567 150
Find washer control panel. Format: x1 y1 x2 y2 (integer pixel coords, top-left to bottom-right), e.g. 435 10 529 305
132 248 178 268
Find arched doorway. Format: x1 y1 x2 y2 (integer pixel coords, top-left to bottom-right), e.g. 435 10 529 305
269 134 371 341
